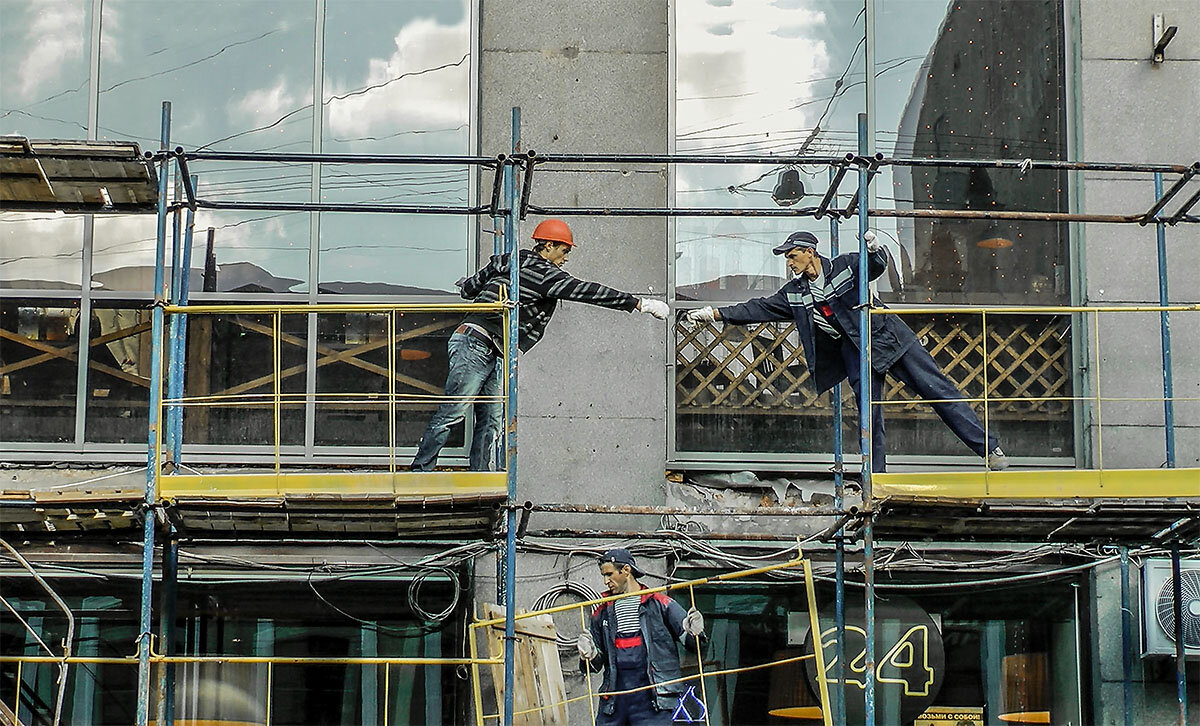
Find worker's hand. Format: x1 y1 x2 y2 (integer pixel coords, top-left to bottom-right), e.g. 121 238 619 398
862 230 883 253
577 632 600 661
638 298 670 320
683 607 705 637
454 276 468 290
682 306 716 324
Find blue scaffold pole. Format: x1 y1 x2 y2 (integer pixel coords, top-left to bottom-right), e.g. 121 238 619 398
856 111 876 726
828 167 847 726
1153 173 1176 467
502 106 521 726
138 99 171 726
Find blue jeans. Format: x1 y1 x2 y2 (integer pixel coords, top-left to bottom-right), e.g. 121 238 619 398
411 331 503 471
840 337 998 472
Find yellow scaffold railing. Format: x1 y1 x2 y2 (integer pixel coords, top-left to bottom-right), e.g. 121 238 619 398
867 304 1200 498
468 552 832 726
153 297 515 497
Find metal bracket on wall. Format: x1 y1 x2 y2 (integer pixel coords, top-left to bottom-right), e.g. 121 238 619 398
1152 14 1178 64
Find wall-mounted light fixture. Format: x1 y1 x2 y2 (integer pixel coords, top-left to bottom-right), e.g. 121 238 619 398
1153 14 1178 64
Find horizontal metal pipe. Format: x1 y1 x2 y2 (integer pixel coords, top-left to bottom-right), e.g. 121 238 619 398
864 208 1140 223
524 529 828 542
530 153 846 165
878 157 1193 174
194 199 495 215
530 502 848 517
182 150 499 165
0 655 500 666
873 304 1200 314
523 205 1176 223
162 301 508 314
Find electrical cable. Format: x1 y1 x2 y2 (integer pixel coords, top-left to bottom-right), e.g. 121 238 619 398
531 581 604 650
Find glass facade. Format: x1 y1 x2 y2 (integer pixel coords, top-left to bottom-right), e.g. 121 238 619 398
0 573 467 725
687 578 1083 726
0 0 475 457
673 0 1074 463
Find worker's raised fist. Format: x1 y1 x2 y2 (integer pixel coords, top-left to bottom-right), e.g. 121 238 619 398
577 632 600 660
683 306 716 324
638 298 670 320
861 230 882 253
683 607 705 636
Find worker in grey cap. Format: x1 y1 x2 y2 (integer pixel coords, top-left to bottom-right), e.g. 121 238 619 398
577 548 705 725
683 230 1007 472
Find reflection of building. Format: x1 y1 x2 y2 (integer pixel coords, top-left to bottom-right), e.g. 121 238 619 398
892 0 1068 304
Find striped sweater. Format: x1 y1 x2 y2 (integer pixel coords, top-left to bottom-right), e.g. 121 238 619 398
459 249 639 352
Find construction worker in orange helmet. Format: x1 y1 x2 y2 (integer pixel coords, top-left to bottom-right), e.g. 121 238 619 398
411 218 670 472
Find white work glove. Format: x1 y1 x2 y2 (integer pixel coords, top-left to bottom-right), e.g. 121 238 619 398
638 298 670 320
577 632 600 661
682 306 716 324
862 230 883 253
682 607 705 637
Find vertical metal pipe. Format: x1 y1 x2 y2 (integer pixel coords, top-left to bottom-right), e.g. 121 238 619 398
828 167 847 726
1153 173 1176 467
1171 544 1187 726
164 174 182 461
138 99 171 726
169 195 196 465
502 106 521 726
157 534 178 726
856 112 876 726
1119 547 1134 726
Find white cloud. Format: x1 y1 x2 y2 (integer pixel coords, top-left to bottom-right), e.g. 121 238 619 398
230 77 312 128
16 0 87 100
324 16 470 140
676 1 831 147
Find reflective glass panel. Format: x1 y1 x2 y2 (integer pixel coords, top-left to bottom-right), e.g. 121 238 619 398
0 0 91 291
0 213 84 291
84 303 153 443
319 0 472 291
92 1 317 296
874 0 1069 305
179 311 306 447
675 0 867 302
0 300 80 442
314 311 460 449
0 0 92 139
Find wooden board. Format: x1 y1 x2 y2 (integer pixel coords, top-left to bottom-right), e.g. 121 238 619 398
481 602 568 726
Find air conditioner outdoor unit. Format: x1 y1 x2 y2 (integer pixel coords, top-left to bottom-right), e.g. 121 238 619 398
1140 558 1200 658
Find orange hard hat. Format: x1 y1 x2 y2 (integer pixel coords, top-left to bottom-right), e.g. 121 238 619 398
531 218 574 246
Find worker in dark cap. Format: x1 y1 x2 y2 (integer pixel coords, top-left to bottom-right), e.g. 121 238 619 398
684 230 1007 472
577 548 705 725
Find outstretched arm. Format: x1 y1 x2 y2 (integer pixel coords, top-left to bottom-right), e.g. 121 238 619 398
713 287 794 325
544 268 640 312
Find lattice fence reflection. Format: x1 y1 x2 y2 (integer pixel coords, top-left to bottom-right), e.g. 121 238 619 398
675 315 1071 420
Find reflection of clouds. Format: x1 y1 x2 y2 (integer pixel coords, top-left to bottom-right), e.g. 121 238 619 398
15 0 86 100
677 1 829 144
325 16 469 139
231 77 313 128
0 214 83 285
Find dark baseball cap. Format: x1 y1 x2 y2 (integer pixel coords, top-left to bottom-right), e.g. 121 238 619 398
599 548 645 577
772 230 820 255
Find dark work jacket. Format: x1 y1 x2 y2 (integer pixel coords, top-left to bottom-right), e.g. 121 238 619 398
717 250 919 394
459 249 639 352
581 587 705 714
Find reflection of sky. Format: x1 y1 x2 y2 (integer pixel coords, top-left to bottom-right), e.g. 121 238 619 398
673 0 956 293
0 0 471 292
674 0 868 291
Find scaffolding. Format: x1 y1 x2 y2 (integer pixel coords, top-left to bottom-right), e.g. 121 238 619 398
2 102 1198 725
